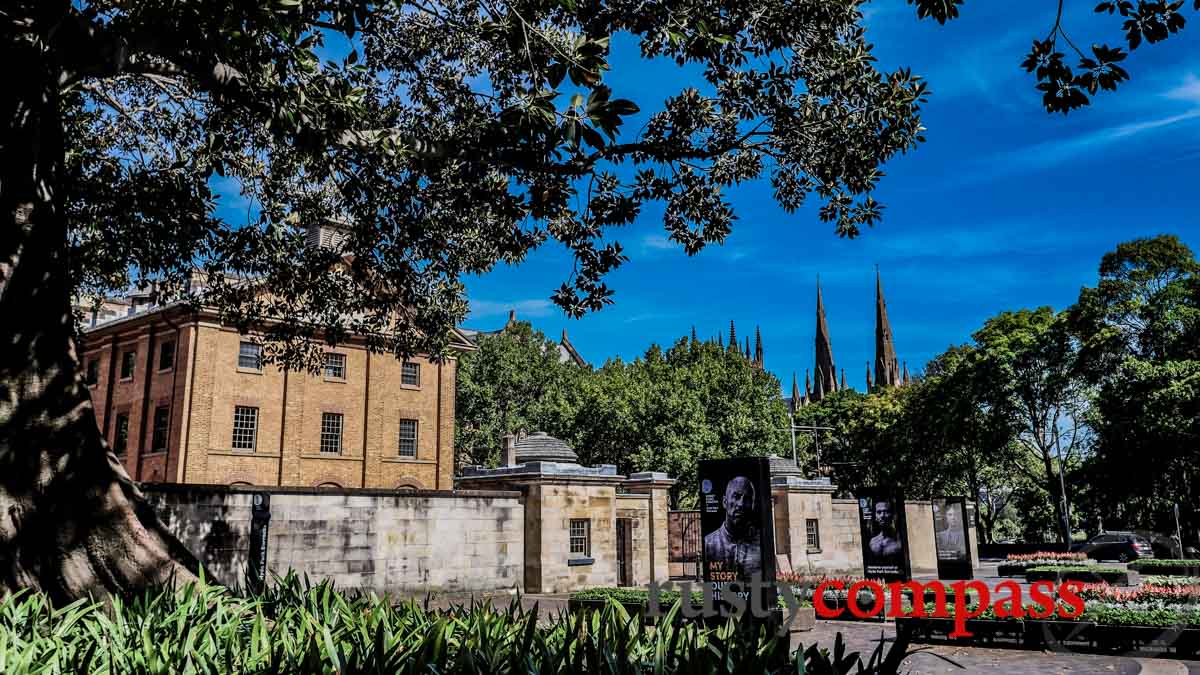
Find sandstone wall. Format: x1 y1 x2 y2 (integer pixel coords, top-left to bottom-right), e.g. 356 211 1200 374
145 484 523 594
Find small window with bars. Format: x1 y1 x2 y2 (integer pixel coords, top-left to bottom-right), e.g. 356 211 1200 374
569 519 591 557
401 362 420 387
231 406 258 451
398 419 418 457
86 359 99 386
238 342 262 371
320 413 343 454
151 405 170 452
806 519 821 551
158 340 176 371
120 350 136 379
113 413 130 455
323 352 346 380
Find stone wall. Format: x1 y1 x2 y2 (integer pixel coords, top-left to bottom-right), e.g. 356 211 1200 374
827 499 865 574
616 494 651 585
523 483 619 593
145 483 523 594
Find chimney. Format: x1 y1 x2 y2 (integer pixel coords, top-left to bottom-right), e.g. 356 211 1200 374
503 433 517 467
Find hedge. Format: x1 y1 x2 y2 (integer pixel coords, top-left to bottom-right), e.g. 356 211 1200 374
1129 559 1200 577
1025 565 1131 585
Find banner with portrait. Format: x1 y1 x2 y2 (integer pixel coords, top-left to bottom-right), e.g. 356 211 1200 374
856 490 911 581
698 457 776 609
932 497 973 580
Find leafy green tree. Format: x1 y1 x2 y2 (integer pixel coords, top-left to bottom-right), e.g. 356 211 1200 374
970 307 1087 544
1070 235 1200 545
2 1 925 597
454 321 583 469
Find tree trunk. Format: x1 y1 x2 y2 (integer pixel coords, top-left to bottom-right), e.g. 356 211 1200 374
0 27 200 601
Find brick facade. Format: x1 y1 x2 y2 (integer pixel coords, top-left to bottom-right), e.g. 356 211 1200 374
80 305 470 489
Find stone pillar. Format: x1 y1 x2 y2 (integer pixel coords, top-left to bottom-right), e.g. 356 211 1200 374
625 472 676 584
502 433 517 467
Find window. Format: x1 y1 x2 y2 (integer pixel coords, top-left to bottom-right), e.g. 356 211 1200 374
120 350 136 379
569 518 591 557
323 352 346 380
806 519 821 551
401 362 420 386
151 406 170 452
231 406 258 451
320 413 343 454
238 342 262 370
158 340 176 371
398 419 418 457
86 359 99 386
113 413 130 455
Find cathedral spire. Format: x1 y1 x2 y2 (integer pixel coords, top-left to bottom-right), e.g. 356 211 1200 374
690 326 697 344
866 361 873 390
840 368 847 391
875 266 901 388
902 360 910 385
717 331 723 348
790 372 801 414
754 326 763 368
813 279 836 402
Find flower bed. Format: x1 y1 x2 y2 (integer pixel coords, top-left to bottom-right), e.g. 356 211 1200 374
1025 565 1133 585
997 552 1088 577
897 602 1200 656
1130 559 1200 577
1078 581 1200 604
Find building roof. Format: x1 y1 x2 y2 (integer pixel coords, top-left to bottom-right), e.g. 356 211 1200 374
460 310 587 366
513 432 579 464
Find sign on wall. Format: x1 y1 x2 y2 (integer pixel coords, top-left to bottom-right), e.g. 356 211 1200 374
932 497 973 580
857 490 911 581
248 492 271 594
698 457 776 608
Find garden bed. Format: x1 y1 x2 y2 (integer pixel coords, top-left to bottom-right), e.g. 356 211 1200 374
898 605 1200 657
567 588 815 631
1025 565 1135 585
1129 560 1200 577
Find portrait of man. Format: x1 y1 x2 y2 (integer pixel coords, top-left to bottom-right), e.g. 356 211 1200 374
868 498 903 563
934 501 967 559
703 475 763 579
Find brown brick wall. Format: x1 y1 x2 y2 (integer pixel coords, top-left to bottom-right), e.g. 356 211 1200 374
82 310 459 489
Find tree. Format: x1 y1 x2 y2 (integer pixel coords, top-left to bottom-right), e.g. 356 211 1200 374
454 321 582 469
1070 235 1200 544
910 0 1197 113
971 308 1088 544
2 1 925 598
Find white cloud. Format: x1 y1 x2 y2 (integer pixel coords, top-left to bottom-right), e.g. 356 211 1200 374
1165 73 1200 104
468 298 554 319
640 233 676 251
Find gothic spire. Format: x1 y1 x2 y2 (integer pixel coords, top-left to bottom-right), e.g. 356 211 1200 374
717 331 723 348
744 336 751 360
790 372 801 414
866 361 873 390
841 368 847 391
805 368 812 397
728 320 738 353
902 360 910 385
875 267 901 388
690 326 697 344
754 326 763 367
813 280 836 402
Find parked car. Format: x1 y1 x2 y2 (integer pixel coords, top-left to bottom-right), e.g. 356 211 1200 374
1071 532 1155 562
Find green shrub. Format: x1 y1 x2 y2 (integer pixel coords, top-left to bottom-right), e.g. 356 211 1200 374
1025 565 1129 584
1129 560 1200 576
0 574 892 674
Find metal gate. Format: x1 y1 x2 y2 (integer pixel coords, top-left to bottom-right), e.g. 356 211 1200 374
668 510 701 579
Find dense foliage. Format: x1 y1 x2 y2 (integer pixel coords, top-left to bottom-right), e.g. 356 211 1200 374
0 575 926 674
456 328 790 505
789 235 1198 548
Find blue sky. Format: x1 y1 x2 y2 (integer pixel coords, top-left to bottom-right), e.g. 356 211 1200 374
458 1 1200 390
212 2 1200 392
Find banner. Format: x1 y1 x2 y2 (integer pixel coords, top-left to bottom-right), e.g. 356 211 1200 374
932 497 973 580
698 457 776 610
857 491 911 581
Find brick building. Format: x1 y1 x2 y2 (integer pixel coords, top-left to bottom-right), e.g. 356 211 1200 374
80 302 474 490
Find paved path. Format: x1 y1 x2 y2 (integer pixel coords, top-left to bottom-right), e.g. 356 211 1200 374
801 619 1200 674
